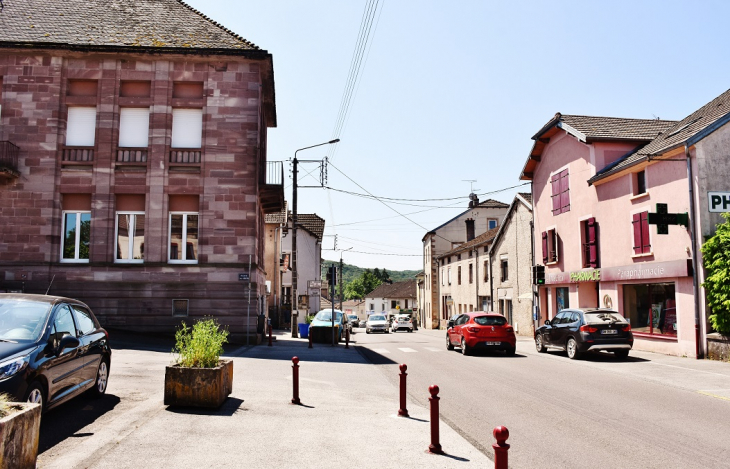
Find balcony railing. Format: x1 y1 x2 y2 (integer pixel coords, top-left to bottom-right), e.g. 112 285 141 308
117 148 148 163
266 161 284 185
169 149 201 164
260 160 284 214
62 146 94 162
0 141 20 177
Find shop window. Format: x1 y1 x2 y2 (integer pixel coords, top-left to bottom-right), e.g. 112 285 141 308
171 108 203 148
119 108 150 148
581 218 598 268
551 169 570 215
542 229 559 264
632 211 651 255
622 283 676 337
66 107 97 146
556 287 569 312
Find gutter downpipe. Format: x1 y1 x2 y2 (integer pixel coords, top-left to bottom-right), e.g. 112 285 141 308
685 143 703 359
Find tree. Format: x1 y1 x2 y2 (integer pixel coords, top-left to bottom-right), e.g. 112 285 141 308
344 269 382 300
702 213 730 336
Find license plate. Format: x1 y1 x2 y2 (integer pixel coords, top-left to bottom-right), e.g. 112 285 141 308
485 341 501 345
601 329 618 335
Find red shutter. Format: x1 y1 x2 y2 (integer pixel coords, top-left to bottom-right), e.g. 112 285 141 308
551 174 560 214
587 217 597 267
560 169 570 214
632 213 642 254
542 231 548 263
640 211 651 253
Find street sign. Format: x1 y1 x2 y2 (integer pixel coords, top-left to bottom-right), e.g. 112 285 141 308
708 191 730 212
238 273 249 281
647 203 689 235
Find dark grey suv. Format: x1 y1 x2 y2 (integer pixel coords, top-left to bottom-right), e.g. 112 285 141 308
0 293 111 412
534 308 633 359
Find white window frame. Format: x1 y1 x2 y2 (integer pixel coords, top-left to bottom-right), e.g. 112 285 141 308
168 212 199 264
61 210 91 263
171 108 203 149
66 107 97 147
115 211 145 264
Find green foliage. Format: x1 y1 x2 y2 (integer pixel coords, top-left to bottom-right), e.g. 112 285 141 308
173 318 229 368
344 270 382 300
702 213 730 336
304 314 315 324
322 262 420 301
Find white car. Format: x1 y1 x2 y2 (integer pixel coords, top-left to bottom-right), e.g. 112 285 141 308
366 314 389 334
392 314 413 333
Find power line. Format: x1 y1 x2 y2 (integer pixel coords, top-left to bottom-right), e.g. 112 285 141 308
325 182 530 203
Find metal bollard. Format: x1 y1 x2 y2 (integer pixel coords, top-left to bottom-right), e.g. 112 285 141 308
308 331 313 349
345 327 350 349
428 385 443 454
493 426 510 469
291 356 301 405
398 364 409 417
268 324 273 346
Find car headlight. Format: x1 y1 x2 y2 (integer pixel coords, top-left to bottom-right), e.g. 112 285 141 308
0 355 29 381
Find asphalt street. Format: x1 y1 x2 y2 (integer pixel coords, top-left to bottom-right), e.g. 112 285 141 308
355 327 730 469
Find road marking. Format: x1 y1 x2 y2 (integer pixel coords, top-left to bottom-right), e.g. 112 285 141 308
697 390 730 402
424 347 442 352
372 348 390 354
398 348 417 353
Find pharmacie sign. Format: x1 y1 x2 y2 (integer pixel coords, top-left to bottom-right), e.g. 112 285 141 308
569 269 601 282
708 191 730 212
543 259 692 285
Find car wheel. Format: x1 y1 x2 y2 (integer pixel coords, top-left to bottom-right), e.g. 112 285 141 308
461 337 470 356
25 381 46 413
90 358 110 398
446 334 454 350
408 329 412 333
386 330 390 334
614 350 629 359
366 329 371 334
505 346 516 356
535 334 547 353
566 337 581 360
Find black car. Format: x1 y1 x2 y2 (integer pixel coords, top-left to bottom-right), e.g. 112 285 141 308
534 308 633 359
0 293 111 412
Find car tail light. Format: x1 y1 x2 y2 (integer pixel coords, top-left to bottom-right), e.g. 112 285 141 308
580 325 598 333
622 324 631 332
505 327 514 334
467 327 480 333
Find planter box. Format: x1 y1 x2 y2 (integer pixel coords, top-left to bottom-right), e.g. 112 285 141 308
0 402 41 469
164 359 233 408
707 333 730 361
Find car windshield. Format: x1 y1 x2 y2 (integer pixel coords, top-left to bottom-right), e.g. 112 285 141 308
314 311 343 322
369 315 386 321
585 312 627 324
396 316 410 322
0 299 51 342
473 315 507 326
348 315 358 320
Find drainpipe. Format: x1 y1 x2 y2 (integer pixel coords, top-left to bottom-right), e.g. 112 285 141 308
685 143 703 359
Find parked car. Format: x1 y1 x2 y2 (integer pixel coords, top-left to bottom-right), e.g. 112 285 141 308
391 314 413 333
446 312 516 356
309 309 348 343
347 314 360 328
365 314 389 334
0 293 111 413
534 308 633 359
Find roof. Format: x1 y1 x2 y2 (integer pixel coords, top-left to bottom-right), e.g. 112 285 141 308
589 88 730 184
264 202 287 225
517 192 532 205
438 226 500 259
295 214 325 242
366 279 418 300
520 113 677 180
422 198 508 240
0 0 262 52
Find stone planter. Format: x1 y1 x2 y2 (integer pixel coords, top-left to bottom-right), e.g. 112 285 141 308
164 359 233 408
0 402 41 469
707 333 730 361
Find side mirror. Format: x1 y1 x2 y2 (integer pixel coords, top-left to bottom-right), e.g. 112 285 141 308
544 319 550 326
57 334 80 354
447 320 455 328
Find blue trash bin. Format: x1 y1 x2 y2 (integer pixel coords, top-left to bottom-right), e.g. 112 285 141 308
298 323 309 338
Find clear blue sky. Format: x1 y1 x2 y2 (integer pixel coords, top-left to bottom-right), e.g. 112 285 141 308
186 0 730 272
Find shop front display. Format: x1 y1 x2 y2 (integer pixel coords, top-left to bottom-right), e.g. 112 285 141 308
622 283 676 337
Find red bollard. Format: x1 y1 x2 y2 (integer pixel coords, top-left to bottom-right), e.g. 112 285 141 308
428 385 443 454
308 331 313 349
493 426 510 469
398 364 409 417
291 356 301 405
345 327 350 349
268 324 273 346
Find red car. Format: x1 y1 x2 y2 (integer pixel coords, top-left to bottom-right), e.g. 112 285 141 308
446 312 516 356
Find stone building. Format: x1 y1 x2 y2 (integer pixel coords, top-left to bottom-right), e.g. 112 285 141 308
0 0 282 341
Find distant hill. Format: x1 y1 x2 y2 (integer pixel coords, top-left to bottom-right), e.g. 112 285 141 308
321 262 420 285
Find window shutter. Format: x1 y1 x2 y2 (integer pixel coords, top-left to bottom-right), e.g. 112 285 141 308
541 231 548 264
632 213 642 254
119 108 150 147
171 108 203 148
66 107 97 146
587 217 597 267
551 174 560 214
640 211 651 253
560 169 570 213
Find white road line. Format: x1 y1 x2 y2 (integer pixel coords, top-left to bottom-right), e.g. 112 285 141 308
398 348 417 353
424 347 442 352
372 348 390 354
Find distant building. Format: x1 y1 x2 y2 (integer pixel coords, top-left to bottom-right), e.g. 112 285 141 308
365 279 418 320
280 213 325 322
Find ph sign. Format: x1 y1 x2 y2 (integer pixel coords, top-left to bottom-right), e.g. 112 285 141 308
708 191 730 212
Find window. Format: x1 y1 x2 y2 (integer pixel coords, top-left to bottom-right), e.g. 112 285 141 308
632 211 651 255
119 108 150 148
51 305 77 349
551 169 570 215
62 211 91 262
448 268 452 285
66 107 97 146
465 219 475 241
500 259 509 282
116 213 145 263
635 170 646 196
391 300 398 309
469 263 473 284
72 306 96 335
369 304 374 310
441 268 445 286
483 261 489 282
169 213 198 263
556 287 569 312
488 218 498 230
457 266 462 285
623 283 676 337
172 299 189 317
581 218 598 268
542 229 559 264
171 108 203 148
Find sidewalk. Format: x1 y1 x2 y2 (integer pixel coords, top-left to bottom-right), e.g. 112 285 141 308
39 329 493 469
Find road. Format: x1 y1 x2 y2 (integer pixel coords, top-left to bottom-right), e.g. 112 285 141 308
353 326 730 469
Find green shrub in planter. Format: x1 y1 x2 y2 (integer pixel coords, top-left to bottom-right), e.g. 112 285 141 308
304 314 315 325
173 318 229 368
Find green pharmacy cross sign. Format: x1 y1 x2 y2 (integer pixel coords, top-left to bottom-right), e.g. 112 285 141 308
647 203 689 235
